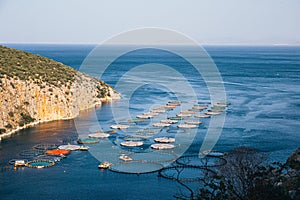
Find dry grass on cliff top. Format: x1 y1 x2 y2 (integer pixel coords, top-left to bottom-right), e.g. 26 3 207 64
0 45 77 87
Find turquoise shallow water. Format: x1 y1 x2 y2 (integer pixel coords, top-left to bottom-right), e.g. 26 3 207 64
0 44 300 199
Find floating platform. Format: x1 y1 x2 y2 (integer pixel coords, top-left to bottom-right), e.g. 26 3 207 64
120 141 143 147
151 143 175 150
88 133 110 138
58 144 81 151
160 119 178 124
205 111 222 115
152 123 170 127
46 149 70 156
192 105 207 110
128 118 146 123
177 124 197 128
185 120 202 125
154 137 175 143
110 124 130 129
194 114 211 118
136 114 153 119
78 138 99 144
176 113 192 117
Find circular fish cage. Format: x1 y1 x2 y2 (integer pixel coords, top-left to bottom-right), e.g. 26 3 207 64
58 144 81 151
46 149 70 156
33 144 58 150
36 155 63 162
109 160 163 174
158 165 216 182
176 154 227 168
26 160 55 169
77 138 99 144
19 149 45 158
120 141 144 147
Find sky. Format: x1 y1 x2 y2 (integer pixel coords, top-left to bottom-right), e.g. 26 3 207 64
0 0 299 45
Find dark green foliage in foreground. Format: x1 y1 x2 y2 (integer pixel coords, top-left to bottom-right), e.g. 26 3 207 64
196 147 297 200
0 45 77 87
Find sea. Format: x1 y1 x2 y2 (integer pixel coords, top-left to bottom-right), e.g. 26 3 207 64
0 44 300 199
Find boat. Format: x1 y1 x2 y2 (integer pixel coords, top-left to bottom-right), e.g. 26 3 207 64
185 120 202 125
14 160 26 167
119 154 133 161
160 119 178 124
177 124 197 128
79 146 89 151
110 124 130 129
120 141 143 147
152 123 170 127
88 133 110 138
98 161 112 169
151 143 175 150
154 137 175 143
194 114 211 118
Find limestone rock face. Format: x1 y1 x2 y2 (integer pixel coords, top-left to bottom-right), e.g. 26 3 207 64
0 45 120 137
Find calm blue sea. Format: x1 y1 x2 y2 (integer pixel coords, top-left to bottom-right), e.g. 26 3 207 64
0 44 300 199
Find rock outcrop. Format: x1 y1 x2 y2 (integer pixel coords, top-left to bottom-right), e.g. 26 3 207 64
0 45 119 139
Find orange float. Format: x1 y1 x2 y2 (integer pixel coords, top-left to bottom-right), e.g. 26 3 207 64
46 149 70 156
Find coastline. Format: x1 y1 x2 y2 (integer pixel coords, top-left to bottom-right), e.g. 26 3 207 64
0 95 120 141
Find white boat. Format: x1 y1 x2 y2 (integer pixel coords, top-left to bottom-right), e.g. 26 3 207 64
88 133 110 138
120 141 143 147
177 124 197 128
98 161 112 169
154 137 175 143
151 143 175 150
14 160 26 167
119 154 133 161
152 123 170 127
110 124 130 129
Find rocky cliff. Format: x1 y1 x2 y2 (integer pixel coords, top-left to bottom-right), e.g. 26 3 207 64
0 45 119 139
